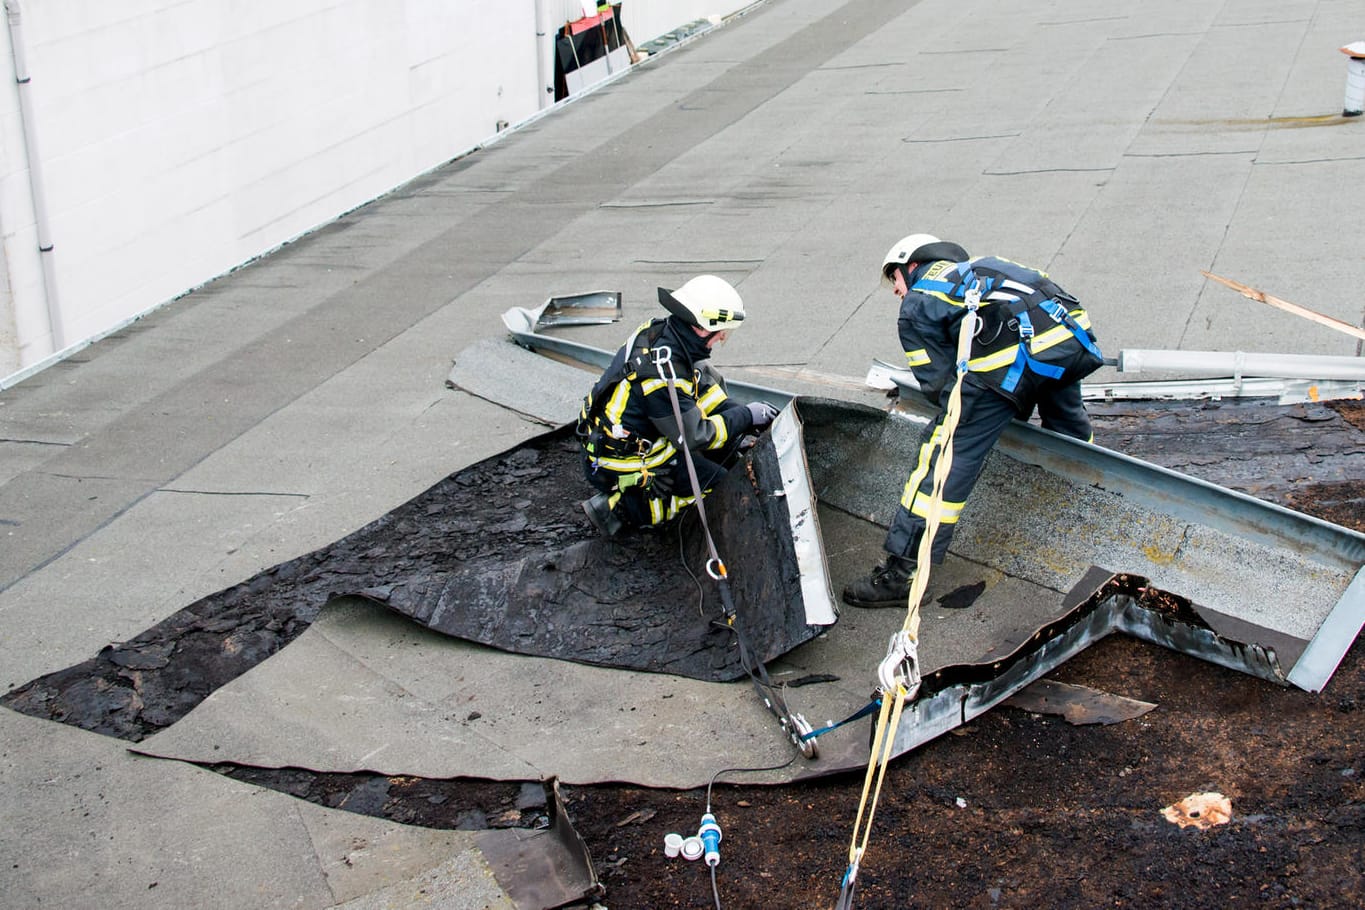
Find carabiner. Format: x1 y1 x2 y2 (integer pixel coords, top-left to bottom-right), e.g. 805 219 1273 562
650 344 676 381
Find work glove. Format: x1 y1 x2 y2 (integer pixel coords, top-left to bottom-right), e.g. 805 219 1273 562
746 400 780 429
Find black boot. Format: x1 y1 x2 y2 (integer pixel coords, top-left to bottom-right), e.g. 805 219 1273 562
581 492 624 538
842 554 916 608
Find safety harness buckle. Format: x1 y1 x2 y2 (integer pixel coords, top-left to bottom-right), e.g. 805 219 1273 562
957 281 984 375
963 283 982 310
1039 299 1067 323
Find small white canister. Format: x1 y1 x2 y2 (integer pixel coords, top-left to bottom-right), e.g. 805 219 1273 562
1341 41 1365 117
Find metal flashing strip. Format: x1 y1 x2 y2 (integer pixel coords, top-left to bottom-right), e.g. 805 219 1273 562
867 399 1363 693
885 570 1293 760
1287 569 1365 692
987 408 1365 574
476 778 603 909
502 303 792 406
504 306 1365 695
769 406 838 626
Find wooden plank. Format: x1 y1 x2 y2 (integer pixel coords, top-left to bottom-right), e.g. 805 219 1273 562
1202 271 1365 342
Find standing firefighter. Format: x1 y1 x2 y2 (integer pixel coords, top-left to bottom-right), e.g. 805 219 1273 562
843 234 1105 608
578 275 780 537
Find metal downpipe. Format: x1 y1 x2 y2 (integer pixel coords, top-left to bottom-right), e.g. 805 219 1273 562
4 0 63 354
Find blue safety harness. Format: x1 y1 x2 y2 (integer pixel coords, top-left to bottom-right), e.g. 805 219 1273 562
912 261 1103 394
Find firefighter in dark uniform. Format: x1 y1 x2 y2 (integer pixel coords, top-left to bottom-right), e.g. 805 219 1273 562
578 275 780 537
843 234 1105 607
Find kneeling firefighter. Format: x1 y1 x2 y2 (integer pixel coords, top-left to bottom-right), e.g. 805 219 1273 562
843 233 1106 608
578 275 781 537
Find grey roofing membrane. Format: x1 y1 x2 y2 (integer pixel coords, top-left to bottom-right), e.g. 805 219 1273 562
3 0 1364 907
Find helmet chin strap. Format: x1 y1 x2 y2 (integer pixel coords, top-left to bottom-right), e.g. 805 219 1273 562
690 324 727 349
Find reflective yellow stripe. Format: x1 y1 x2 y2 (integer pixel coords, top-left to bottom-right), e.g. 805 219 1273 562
899 426 945 510
602 379 632 426
644 492 697 526
964 323 1083 373
968 347 1018 372
1030 323 1082 354
910 496 965 523
697 384 727 414
905 349 931 367
706 413 728 450
641 377 697 396
591 440 677 472
665 493 696 523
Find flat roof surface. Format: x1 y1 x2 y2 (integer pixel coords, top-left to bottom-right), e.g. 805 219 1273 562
2 0 1362 906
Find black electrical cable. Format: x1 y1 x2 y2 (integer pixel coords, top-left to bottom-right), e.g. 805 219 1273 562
677 512 708 618
706 758 798 810
701 756 800 910
675 510 787 720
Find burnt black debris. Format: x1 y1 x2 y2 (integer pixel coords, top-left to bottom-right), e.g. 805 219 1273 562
2 424 821 739
1085 398 1364 528
3 396 1360 743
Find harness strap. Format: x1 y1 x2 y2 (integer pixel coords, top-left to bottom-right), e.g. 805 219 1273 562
1040 299 1104 359
837 281 977 910
911 264 1101 395
1001 310 1064 392
577 321 668 436
800 697 881 742
652 346 816 759
998 301 1102 393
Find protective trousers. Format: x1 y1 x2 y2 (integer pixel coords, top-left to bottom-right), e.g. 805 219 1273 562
884 380 1091 563
582 432 744 530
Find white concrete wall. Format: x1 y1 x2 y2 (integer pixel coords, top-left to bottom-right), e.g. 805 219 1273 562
0 0 756 378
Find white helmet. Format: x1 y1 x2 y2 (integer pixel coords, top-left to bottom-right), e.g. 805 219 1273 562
658 275 746 331
881 233 941 284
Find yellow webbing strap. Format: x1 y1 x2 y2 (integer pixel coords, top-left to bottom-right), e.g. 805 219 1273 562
837 297 981 907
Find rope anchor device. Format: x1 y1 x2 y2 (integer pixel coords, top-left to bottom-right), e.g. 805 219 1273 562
649 345 818 760
878 630 921 700
836 277 986 909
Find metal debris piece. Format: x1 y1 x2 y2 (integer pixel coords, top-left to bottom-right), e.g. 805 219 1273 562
504 290 623 329
477 778 604 908
1002 679 1157 726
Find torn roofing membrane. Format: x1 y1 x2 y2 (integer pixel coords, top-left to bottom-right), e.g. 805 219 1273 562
499 303 1364 696
114 391 1362 788
4 303 1363 790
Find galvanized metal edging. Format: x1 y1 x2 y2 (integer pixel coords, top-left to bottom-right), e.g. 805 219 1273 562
503 305 1365 696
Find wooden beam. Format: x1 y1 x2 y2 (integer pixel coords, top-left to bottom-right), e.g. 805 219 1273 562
1202 271 1365 342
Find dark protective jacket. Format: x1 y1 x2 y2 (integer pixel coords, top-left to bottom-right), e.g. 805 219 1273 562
577 316 755 478
898 256 1104 410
